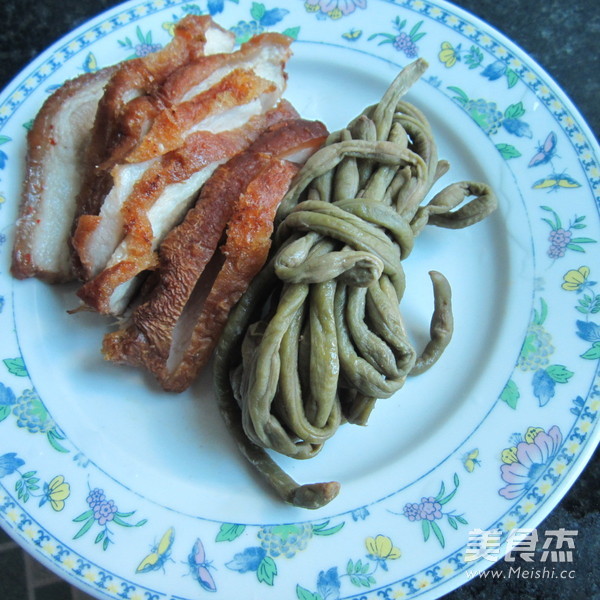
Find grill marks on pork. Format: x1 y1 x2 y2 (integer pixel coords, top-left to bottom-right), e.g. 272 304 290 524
72 33 293 312
102 118 328 391
11 67 117 282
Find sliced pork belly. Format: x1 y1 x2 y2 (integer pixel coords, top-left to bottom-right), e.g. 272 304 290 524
163 157 299 391
76 104 305 316
72 33 292 286
102 117 328 390
81 15 235 179
124 33 294 163
11 67 117 282
11 15 234 284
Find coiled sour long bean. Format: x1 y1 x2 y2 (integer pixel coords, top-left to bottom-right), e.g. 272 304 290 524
213 58 497 509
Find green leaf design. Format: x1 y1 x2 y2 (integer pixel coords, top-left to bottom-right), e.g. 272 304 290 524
3 358 27 377
0 405 10 422
439 474 460 505
408 21 423 37
422 519 431 542
112 516 133 527
533 298 548 325
581 342 600 360
296 585 321 600
250 2 266 21
47 430 69 453
216 523 246 542
495 143 521 159
500 379 520 409
447 86 469 105
73 517 95 539
0 136 11 145
95 530 105 544
546 364 574 383
73 509 94 522
430 521 445 547
282 26 300 40
505 69 519 88
257 555 277 585
434 481 445 502
313 520 344 536
504 101 525 119
455 515 468 525
447 516 458 529
346 558 354 575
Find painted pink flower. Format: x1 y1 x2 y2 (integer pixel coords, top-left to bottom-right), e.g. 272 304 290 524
498 425 562 499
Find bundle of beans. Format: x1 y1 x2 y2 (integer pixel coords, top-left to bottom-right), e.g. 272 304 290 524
214 58 497 509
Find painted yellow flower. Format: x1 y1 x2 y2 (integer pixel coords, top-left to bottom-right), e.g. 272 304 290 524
562 266 590 291
524 426 544 443
365 535 401 560
439 41 457 67
162 21 176 37
47 475 70 511
501 446 518 464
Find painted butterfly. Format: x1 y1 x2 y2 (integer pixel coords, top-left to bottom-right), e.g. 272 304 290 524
136 527 175 573
532 172 581 192
528 131 557 167
188 537 217 592
462 448 480 473
342 29 362 41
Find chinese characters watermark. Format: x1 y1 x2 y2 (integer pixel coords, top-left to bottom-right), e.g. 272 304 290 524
464 527 578 580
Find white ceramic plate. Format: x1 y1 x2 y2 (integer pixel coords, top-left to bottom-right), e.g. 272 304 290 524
1 1 599 599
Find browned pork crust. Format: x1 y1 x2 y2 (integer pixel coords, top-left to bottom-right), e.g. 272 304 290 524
102 116 328 390
11 66 117 282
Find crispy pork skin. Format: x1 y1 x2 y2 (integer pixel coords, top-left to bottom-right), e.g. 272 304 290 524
81 15 235 179
11 15 234 284
102 117 328 391
73 34 294 314
161 157 300 391
11 67 116 282
71 16 236 278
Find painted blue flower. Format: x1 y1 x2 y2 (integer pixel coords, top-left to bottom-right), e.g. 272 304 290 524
259 7 289 26
207 0 225 14
0 150 7 170
502 118 532 138
351 506 370 521
576 320 600 342
0 453 25 477
317 567 341 600
0 383 16 406
532 368 555 407
225 546 266 573
481 60 506 81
